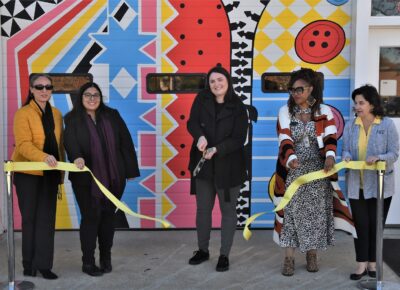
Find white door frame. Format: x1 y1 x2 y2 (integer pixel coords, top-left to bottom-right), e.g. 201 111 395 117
368 28 400 225
351 1 400 225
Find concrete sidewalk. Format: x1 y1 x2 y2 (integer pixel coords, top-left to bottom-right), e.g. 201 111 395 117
1 230 400 290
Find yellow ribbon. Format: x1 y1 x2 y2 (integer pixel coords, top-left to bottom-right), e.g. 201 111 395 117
243 161 386 240
4 161 171 228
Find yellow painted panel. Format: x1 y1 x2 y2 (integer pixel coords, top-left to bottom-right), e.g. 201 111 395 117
254 54 272 75
161 0 176 25
32 0 107 72
161 194 174 217
328 7 351 27
162 141 174 163
274 54 297 72
275 8 298 29
275 31 295 53
161 113 174 135
161 167 175 191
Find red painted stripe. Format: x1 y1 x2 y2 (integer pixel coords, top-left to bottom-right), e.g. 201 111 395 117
17 0 92 102
140 199 156 228
141 0 157 33
140 133 156 167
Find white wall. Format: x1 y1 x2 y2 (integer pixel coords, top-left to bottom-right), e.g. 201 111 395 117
386 118 400 225
351 0 400 225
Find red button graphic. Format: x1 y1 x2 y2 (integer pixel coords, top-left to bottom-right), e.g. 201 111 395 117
295 20 346 64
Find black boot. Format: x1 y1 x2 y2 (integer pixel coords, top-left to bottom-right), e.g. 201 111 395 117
100 260 112 273
82 264 103 277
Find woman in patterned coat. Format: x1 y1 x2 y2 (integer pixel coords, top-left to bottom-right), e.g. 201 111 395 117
273 68 354 276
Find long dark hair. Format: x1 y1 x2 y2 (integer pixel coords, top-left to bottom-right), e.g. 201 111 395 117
24 73 53 106
287 68 323 118
351 84 384 117
205 66 237 102
68 82 107 117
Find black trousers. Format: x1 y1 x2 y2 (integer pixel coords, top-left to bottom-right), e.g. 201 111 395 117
72 184 115 265
350 190 392 262
14 173 58 270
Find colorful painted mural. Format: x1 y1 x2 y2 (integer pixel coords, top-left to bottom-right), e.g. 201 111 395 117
1 0 352 229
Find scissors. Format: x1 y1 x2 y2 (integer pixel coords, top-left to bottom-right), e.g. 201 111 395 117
193 148 214 177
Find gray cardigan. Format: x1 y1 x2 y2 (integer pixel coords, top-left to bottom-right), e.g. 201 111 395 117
342 117 399 199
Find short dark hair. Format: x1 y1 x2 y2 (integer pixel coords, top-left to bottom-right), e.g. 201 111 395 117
287 67 323 117
24 73 53 106
205 66 237 102
351 84 384 117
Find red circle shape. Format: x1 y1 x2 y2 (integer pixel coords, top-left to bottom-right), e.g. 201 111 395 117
327 104 345 139
295 20 346 64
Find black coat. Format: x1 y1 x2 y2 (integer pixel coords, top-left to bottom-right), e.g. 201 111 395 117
187 90 248 198
64 107 140 199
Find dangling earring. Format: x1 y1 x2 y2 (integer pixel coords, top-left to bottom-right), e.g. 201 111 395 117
307 95 316 106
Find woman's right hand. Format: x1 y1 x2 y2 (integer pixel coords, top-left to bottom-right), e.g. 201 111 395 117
288 159 299 169
74 157 85 170
197 136 208 152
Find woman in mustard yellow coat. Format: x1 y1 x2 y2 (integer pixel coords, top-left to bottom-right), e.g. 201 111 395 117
12 73 64 280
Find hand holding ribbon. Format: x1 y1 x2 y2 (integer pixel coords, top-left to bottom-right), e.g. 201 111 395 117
243 160 386 241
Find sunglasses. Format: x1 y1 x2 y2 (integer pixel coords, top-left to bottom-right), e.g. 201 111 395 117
33 84 54 91
83 93 101 100
288 86 309 95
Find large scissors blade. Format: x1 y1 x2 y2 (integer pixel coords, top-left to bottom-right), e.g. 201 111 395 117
193 157 206 177
193 148 214 177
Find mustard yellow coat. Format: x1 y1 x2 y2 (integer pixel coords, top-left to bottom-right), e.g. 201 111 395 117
12 101 64 176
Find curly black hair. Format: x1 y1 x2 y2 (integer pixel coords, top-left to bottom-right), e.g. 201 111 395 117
287 68 323 118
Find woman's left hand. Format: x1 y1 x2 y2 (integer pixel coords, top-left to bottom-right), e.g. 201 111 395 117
324 156 335 173
203 147 217 160
366 156 379 165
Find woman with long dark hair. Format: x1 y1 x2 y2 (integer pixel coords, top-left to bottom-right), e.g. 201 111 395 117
12 73 64 279
274 68 338 276
64 82 140 276
343 85 399 280
187 66 248 272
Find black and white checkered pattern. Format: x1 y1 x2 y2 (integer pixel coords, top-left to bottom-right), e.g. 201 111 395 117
1 0 63 37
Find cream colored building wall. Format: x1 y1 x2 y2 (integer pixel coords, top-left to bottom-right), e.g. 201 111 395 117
351 0 400 225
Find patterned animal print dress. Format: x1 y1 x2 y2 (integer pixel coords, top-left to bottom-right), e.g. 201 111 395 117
279 113 335 252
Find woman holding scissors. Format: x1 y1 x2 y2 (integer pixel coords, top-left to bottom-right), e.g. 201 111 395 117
187 66 248 272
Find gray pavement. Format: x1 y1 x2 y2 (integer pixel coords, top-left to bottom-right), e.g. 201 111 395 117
1 230 400 290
